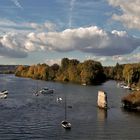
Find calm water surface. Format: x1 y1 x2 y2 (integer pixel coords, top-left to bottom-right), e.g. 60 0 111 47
0 74 140 140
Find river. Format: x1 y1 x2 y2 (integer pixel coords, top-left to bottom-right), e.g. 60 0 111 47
0 74 139 140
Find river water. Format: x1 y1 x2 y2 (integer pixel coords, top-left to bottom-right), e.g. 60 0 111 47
0 74 140 140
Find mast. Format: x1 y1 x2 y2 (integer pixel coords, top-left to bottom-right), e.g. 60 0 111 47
64 92 67 120
37 80 38 92
61 92 71 129
35 80 39 95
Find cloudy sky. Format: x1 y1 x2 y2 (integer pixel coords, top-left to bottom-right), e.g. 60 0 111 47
0 0 140 66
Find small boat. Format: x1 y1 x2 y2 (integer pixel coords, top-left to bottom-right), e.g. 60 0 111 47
120 84 131 89
0 93 7 99
57 97 62 102
119 82 131 90
121 76 131 90
61 120 71 129
61 93 71 129
39 87 54 94
68 105 72 108
0 90 8 95
34 92 39 96
0 90 8 99
82 83 87 86
122 85 131 89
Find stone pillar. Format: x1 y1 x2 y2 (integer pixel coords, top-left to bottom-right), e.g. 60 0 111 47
97 90 107 109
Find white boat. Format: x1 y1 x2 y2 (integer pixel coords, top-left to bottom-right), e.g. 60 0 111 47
122 85 131 89
0 92 7 99
121 75 131 90
82 83 87 86
0 90 8 95
39 87 54 94
0 75 9 99
119 82 131 90
57 97 62 102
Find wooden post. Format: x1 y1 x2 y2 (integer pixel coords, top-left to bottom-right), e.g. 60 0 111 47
97 91 107 109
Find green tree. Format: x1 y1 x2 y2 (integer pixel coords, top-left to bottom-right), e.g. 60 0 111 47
49 64 60 80
80 60 105 84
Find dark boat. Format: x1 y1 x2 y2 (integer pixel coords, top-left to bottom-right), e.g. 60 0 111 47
61 120 71 129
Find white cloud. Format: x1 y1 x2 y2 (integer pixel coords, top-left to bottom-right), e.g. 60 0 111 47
0 26 140 58
85 51 140 65
113 45 140 63
108 0 140 30
0 32 27 58
45 59 61 66
113 52 140 64
0 19 57 33
28 21 57 31
28 26 139 56
85 55 108 62
0 19 16 27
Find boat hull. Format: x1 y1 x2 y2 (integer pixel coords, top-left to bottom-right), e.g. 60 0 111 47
39 88 54 94
61 121 71 129
0 94 7 99
0 90 8 95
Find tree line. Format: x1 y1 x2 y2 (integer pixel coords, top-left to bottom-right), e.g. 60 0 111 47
0 65 16 74
15 58 106 85
15 58 140 86
104 63 140 87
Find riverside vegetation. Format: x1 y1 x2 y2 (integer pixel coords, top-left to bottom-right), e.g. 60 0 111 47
15 58 106 85
104 62 140 88
15 58 140 87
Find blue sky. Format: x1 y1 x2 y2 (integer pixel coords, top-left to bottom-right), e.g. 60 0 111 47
0 0 140 66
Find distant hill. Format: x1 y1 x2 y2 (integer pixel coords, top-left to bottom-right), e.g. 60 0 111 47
0 65 17 74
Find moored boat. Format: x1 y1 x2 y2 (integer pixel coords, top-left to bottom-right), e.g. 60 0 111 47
39 87 54 94
0 90 8 95
61 93 71 129
0 90 8 99
0 93 7 99
61 120 71 129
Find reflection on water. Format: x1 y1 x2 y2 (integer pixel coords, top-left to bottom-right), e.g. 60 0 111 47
97 108 107 122
0 74 140 140
121 107 140 117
